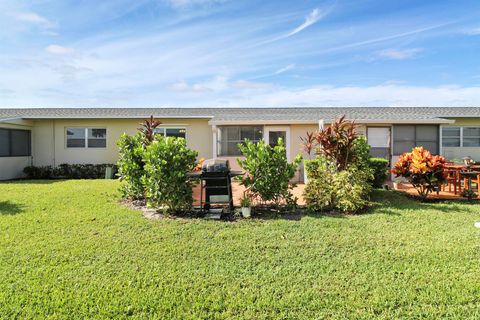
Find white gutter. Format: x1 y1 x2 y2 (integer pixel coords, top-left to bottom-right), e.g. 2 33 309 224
209 118 455 125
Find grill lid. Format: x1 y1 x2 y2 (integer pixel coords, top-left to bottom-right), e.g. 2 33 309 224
202 159 230 173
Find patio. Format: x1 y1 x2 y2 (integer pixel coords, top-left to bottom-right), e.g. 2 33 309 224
192 181 307 207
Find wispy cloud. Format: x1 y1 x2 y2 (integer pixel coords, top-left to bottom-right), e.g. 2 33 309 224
164 0 227 9
13 12 55 28
264 7 330 44
464 27 480 35
169 81 212 92
274 64 295 74
45 45 75 55
377 48 422 60
285 8 326 38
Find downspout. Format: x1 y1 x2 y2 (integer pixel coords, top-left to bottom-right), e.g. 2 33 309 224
53 119 56 167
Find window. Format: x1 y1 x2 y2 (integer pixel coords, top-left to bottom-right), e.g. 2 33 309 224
463 127 480 147
66 128 106 148
442 127 480 147
218 126 263 156
442 127 461 147
393 125 438 155
0 128 31 157
154 127 186 139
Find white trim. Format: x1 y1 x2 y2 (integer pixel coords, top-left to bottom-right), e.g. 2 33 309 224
209 120 317 125
208 119 455 126
318 119 324 130
264 126 291 162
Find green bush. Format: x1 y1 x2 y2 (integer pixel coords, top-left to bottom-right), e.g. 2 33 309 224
303 157 372 213
23 164 116 179
116 133 145 199
142 136 198 213
369 157 389 188
237 138 302 206
23 166 54 179
303 158 335 211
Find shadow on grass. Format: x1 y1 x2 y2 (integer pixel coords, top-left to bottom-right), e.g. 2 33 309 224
366 189 472 215
0 179 66 185
0 201 25 215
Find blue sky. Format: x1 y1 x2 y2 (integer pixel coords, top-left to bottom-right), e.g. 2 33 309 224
1 0 480 107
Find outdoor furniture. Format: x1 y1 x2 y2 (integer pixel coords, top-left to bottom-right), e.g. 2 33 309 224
188 159 243 213
444 164 480 193
443 169 460 194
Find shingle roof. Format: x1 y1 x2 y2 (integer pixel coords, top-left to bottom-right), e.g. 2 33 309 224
0 107 479 123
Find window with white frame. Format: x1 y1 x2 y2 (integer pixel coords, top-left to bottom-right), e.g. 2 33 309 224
442 127 480 147
66 128 106 148
153 127 186 138
442 127 461 147
217 126 263 156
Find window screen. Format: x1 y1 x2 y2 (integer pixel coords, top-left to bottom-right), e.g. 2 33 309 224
0 129 10 157
0 128 31 157
218 126 263 156
393 125 438 155
11 130 31 156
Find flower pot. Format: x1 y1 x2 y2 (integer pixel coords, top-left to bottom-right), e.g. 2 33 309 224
241 207 251 218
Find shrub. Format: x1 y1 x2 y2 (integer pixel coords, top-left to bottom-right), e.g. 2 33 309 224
369 157 389 188
391 146 446 200
303 158 335 211
142 136 198 213
302 120 374 213
23 164 116 179
236 138 302 207
303 157 372 213
23 166 54 179
116 133 145 199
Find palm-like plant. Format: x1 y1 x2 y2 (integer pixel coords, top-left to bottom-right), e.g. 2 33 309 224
138 115 162 145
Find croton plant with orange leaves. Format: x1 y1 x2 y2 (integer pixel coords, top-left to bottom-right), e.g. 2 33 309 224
391 147 446 200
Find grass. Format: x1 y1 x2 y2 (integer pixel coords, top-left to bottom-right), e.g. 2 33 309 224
1 180 480 319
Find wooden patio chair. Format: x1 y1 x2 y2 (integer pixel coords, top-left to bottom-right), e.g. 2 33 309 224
443 169 460 194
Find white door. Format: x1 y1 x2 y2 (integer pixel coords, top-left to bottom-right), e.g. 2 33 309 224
367 127 391 160
265 126 291 161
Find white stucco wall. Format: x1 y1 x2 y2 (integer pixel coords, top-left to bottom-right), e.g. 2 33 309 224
32 118 213 167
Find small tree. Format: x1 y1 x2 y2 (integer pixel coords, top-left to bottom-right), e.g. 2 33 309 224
236 138 302 207
138 115 162 145
142 136 198 213
391 147 446 200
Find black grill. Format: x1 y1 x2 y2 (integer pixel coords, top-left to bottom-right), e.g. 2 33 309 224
189 159 242 212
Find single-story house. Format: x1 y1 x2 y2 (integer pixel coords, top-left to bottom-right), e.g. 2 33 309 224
1 107 480 181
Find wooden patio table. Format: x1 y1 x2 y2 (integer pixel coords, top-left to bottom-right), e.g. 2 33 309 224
444 165 480 194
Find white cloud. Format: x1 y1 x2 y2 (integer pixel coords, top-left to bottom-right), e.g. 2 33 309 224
45 45 75 55
285 8 326 38
13 12 54 28
274 64 295 75
231 80 272 90
164 0 226 9
169 81 211 92
220 84 480 107
464 27 480 35
377 48 422 60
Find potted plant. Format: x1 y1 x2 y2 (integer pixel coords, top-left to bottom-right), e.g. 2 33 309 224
240 194 252 218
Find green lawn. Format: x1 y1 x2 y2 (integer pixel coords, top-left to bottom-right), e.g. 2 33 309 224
1 180 480 319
